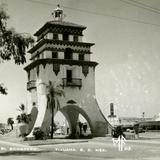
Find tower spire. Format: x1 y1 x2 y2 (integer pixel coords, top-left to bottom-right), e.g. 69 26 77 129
52 4 64 21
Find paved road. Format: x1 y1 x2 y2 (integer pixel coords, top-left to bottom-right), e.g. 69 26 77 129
1 138 160 160
38 140 160 160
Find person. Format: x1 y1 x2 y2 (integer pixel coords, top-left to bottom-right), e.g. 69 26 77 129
134 123 139 139
83 122 87 133
76 122 80 139
67 127 69 135
78 122 83 136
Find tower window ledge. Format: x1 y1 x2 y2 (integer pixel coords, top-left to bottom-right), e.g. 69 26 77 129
27 80 36 90
62 78 82 88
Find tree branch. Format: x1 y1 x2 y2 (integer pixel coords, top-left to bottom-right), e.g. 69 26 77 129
0 83 7 94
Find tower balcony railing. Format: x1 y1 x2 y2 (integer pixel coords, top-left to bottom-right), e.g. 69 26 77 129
27 80 36 90
62 78 82 88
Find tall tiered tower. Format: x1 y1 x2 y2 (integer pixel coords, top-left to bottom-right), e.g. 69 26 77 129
24 5 111 137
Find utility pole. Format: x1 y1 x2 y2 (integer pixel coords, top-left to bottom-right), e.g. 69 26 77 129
142 112 145 120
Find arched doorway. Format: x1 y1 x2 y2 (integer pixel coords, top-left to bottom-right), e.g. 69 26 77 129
78 114 91 136
60 105 94 138
54 111 70 136
54 110 92 138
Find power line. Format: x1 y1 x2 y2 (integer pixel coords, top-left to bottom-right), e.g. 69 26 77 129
130 0 160 12
120 0 160 15
26 0 57 7
25 0 160 27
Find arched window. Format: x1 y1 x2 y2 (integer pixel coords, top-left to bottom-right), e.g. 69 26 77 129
64 48 72 60
53 33 58 40
73 35 78 42
52 52 58 59
79 54 84 61
63 32 69 41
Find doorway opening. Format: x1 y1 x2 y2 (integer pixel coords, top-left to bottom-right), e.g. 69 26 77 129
77 114 91 137
53 111 70 137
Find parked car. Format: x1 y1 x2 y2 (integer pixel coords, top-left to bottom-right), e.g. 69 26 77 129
138 128 145 133
54 128 64 135
126 129 135 133
4 128 11 133
0 128 5 134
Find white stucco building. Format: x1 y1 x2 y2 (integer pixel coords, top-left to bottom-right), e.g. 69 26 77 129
24 5 111 137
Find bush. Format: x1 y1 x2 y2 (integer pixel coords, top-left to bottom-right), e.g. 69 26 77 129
16 113 31 124
112 125 126 138
33 127 45 140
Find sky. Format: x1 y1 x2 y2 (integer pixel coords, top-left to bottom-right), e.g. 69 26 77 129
1 0 160 123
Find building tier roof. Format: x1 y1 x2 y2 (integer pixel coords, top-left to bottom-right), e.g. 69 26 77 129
24 59 98 71
28 39 94 54
34 21 86 36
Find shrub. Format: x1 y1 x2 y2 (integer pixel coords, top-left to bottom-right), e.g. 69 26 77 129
112 125 126 138
16 104 31 124
16 113 31 124
33 127 45 140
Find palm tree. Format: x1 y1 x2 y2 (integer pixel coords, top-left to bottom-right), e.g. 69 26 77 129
16 103 25 123
7 117 14 130
47 81 65 139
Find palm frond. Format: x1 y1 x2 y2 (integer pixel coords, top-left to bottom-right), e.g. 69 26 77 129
54 87 65 97
18 104 25 112
0 83 7 94
47 80 65 111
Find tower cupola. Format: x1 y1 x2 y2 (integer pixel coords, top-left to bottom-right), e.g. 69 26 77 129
52 4 64 21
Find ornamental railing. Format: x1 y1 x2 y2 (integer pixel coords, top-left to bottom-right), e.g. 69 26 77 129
62 78 82 88
27 80 36 90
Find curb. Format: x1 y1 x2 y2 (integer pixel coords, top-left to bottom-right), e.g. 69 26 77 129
0 149 48 155
25 140 89 146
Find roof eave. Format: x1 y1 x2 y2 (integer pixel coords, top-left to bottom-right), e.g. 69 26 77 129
28 39 94 54
24 59 98 71
34 22 86 36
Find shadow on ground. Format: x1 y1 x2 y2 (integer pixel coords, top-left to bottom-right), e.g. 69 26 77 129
0 150 51 156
